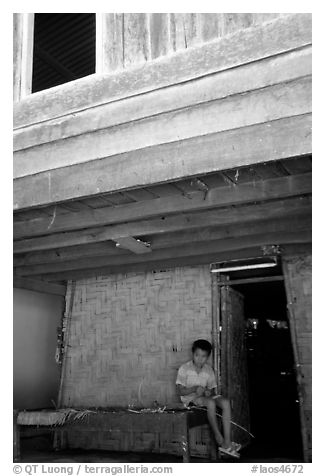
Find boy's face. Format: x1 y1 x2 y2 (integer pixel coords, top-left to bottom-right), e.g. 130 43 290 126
193 348 209 368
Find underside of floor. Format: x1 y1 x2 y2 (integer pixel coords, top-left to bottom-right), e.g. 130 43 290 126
13 156 312 285
20 433 304 463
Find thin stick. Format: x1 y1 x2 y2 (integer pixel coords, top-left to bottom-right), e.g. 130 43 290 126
57 281 76 408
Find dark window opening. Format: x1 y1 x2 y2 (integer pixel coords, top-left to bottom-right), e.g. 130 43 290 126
32 13 96 93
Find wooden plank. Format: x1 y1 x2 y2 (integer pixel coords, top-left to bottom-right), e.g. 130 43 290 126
252 13 282 25
13 215 311 267
96 13 124 74
223 13 254 35
14 76 311 179
113 237 151 254
149 13 171 59
18 230 311 278
123 13 150 67
33 247 264 282
14 45 312 153
13 172 312 239
13 276 66 296
13 13 311 129
150 215 311 250
14 242 129 267
13 196 311 253
13 114 312 211
200 14 224 41
13 13 34 102
222 276 284 286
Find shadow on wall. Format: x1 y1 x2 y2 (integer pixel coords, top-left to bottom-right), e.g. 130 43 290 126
13 288 64 409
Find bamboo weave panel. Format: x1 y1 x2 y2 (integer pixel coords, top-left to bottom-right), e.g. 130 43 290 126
62 266 212 408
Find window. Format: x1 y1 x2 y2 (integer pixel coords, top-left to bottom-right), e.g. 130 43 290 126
32 13 96 93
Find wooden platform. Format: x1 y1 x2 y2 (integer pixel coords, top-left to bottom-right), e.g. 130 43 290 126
13 408 217 463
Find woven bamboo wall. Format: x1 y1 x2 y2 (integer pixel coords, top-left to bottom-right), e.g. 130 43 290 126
61 265 213 456
62 265 212 408
282 252 312 461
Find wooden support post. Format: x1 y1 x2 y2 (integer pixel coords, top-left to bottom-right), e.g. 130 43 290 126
181 421 191 463
13 410 20 462
211 272 221 390
282 261 310 462
13 13 34 102
57 281 76 408
209 428 218 461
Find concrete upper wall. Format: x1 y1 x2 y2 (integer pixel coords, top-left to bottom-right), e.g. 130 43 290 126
13 287 64 409
13 14 312 210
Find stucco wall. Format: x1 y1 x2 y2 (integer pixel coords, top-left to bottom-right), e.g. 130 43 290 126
13 288 64 409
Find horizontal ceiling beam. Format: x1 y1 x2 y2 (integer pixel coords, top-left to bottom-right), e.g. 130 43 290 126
14 215 311 267
19 229 311 279
13 196 311 254
14 172 312 239
13 276 66 296
33 247 266 282
13 114 312 210
33 242 312 283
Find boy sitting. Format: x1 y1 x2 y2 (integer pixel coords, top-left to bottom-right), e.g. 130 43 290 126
176 339 240 458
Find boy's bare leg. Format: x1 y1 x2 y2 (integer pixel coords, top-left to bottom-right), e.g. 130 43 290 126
214 396 232 448
194 396 225 447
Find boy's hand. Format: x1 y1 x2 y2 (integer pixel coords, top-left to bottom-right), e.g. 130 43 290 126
204 389 212 397
196 386 205 396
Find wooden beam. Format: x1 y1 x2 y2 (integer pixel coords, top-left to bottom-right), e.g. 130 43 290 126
33 241 313 283
14 215 311 267
13 13 34 102
37 248 264 282
221 276 284 286
95 13 124 74
14 13 311 128
14 242 129 267
14 45 312 152
14 172 312 239
13 76 311 179
13 276 66 296
13 115 312 210
15 229 311 277
13 196 311 254
113 237 151 254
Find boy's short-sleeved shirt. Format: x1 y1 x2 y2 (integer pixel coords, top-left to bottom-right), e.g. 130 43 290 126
176 360 217 405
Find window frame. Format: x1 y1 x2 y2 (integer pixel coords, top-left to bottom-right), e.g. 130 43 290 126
14 13 101 101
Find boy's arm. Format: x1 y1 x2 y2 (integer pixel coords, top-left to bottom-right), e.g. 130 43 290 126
177 384 205 396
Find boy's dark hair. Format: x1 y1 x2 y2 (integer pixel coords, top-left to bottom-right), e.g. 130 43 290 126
192 339 212 356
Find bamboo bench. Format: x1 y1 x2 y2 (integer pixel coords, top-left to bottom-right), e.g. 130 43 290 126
13 408 217 463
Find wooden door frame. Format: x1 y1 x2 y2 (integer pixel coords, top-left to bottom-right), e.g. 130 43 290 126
211 267 308 459
211 272 284 389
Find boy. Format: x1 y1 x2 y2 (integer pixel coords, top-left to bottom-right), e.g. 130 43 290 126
176 339 240 458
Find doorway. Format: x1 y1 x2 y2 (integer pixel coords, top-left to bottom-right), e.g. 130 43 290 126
213 258 304 461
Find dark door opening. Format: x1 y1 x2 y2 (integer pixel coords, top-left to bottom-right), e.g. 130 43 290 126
230 279 304 461
32 13 96 93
